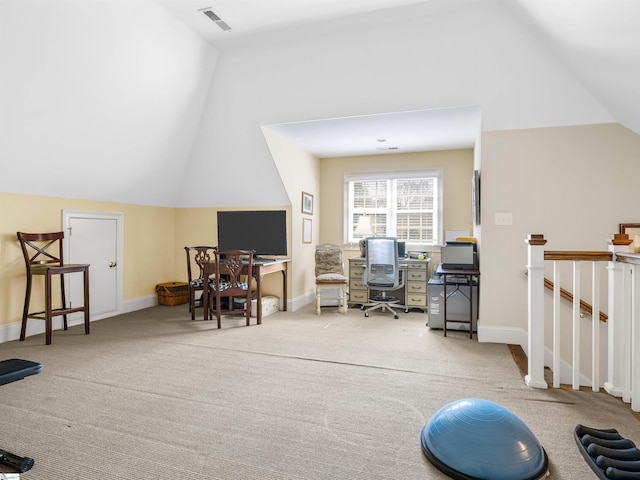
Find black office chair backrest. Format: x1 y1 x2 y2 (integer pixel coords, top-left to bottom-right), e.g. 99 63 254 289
363 237 401 289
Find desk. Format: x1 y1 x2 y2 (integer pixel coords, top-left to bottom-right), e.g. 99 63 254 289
202 259 290 324
348 257 430 312
436 264 480 339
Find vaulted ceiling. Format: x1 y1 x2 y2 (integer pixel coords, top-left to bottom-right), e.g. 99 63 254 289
2 0 638 207
153 0 640 155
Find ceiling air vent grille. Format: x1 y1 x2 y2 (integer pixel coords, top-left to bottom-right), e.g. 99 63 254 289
201 9 231 31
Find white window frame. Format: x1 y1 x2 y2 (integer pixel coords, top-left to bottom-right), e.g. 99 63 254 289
344 169 443 249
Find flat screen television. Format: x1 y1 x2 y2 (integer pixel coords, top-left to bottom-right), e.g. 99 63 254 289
217 210 288 258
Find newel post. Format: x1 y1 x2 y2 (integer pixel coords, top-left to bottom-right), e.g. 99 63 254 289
526 234 548 388
605 234 633 399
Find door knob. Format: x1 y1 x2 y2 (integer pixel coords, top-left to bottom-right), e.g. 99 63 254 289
109 262 117 268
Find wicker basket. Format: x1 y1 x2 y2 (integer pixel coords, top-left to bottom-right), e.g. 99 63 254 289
156 282 189 306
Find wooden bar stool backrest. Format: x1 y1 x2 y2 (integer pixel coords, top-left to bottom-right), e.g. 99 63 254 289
16 231 90 345
19 232 65 270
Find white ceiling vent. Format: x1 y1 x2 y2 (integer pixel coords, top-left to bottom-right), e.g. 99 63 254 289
201 8 231 31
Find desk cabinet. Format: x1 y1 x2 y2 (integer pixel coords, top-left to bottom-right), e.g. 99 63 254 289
348 258 429 312
348 260 369 304
405 262 428 309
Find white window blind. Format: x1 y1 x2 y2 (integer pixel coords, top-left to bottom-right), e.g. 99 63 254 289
345 170 442 247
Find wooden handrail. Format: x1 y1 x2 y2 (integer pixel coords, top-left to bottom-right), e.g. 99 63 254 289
543 277 608 323
541 250 611 322
544 251 612 262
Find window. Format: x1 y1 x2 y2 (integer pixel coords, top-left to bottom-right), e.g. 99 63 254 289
345 170 442 247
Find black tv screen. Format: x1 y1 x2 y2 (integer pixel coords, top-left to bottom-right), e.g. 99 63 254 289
217 210 288 257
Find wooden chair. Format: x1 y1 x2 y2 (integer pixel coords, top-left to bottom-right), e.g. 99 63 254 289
211 250 254 328
16 232 90 345
315 244 348 315
184 246 217 320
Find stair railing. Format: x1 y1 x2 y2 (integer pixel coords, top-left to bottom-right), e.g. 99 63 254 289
607 249 640 410
526 233 640 410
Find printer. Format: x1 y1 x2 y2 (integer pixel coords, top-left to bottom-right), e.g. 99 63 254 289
440 241 478 270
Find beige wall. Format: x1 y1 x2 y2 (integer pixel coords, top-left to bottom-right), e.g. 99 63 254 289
480 123 640 343
319 149 475 275
264 127 320 306
0 193 291 330
0 192 176 328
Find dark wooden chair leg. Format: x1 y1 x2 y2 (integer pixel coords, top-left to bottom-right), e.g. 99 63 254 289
84 268 90 335
45 271 53 346
60 272 68 331
20 274 32 341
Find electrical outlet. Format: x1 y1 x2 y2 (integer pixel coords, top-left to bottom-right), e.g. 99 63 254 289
494 212 513 225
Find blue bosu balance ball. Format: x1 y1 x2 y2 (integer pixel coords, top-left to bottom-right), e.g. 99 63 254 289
421 398 548 480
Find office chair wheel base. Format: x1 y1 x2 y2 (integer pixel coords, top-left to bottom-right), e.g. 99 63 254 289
364 312 369 317
394 314 399 319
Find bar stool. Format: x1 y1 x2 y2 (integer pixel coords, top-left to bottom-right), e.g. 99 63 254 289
16 232 90 345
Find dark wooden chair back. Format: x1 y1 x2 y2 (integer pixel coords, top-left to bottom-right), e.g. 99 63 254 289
18 231 65 271
184 246 217 320
212 249 254 328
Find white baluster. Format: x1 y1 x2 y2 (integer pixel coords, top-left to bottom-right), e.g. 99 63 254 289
573 261 581 390
553 262 561 388
526 235 548 389
592 261 600 392
631 265 640 411
605 241 629 397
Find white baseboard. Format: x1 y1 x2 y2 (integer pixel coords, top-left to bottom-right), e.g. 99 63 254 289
477 324 527 347
288 291 315 312
123 294 158 313
0 294 159 344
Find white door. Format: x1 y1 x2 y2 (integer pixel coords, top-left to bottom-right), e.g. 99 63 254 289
63 210 123 322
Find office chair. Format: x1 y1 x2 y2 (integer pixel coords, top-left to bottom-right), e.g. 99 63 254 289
16 232 90 345
184 246 217 320
314 244 348 315
361 237 405 319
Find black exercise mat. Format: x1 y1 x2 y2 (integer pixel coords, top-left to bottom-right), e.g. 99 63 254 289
0 359 42 386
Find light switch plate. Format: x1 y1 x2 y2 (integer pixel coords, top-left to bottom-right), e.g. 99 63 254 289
495 212 513 225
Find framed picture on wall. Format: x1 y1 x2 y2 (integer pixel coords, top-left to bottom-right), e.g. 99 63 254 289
303 218 312 243
620 223 640 236
472 170 481 225
620 223 640 252
302 192 314 215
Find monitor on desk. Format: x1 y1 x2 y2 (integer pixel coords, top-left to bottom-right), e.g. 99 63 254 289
360 238 406 258
217 210 287 258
